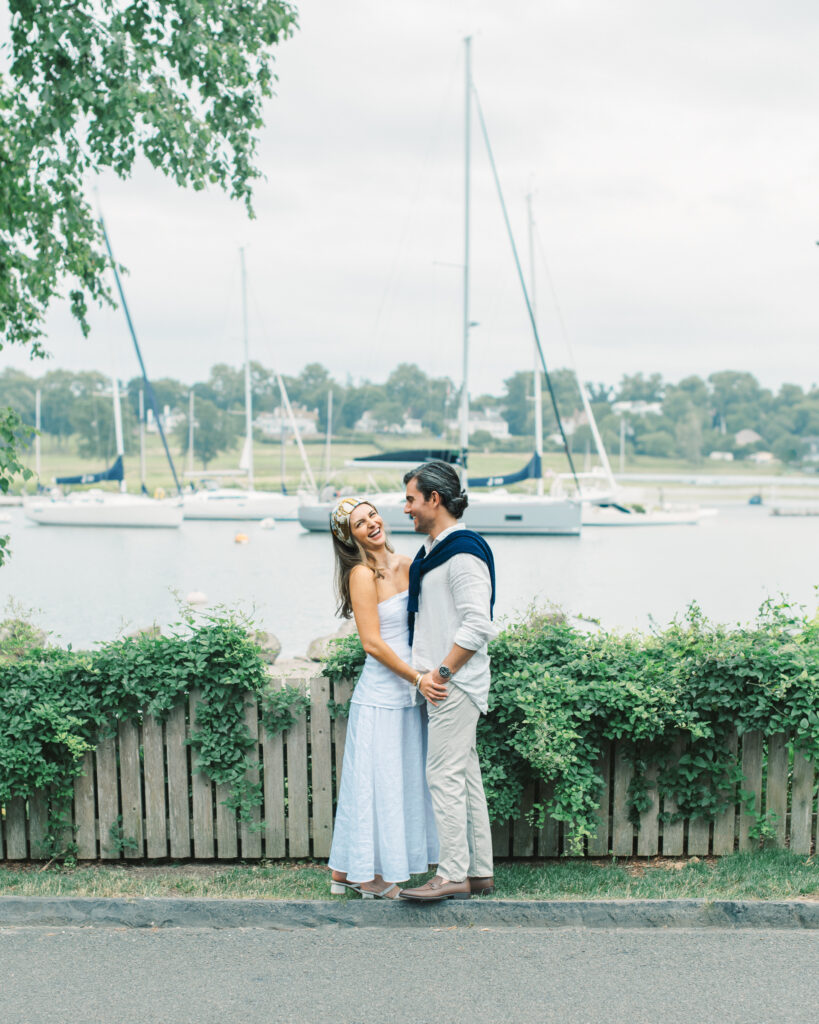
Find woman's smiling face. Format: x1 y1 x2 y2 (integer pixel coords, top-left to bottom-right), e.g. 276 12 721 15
349 503 386 550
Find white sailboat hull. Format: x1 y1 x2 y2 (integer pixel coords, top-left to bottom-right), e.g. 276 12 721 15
581 503 704 527
24 492 184 528
182 488 299 521
299 491 581 536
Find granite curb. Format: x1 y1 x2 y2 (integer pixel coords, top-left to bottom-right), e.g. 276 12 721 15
1 896 817 930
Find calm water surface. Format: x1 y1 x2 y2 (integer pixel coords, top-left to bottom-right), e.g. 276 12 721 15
0 505 815 656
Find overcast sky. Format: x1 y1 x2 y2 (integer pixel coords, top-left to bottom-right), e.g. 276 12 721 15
5 0 819 397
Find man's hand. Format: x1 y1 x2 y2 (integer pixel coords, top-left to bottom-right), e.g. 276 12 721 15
418 671 448 706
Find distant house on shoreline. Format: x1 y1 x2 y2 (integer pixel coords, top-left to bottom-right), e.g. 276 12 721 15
255 405 320 437
734 428 763 448
611 399 663 418
444 408 510 440
146 405 185 434
352 411 424 435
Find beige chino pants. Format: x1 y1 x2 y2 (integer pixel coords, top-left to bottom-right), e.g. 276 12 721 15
426 683 494 882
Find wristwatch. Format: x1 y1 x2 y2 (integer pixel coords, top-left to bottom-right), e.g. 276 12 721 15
437 664 453 681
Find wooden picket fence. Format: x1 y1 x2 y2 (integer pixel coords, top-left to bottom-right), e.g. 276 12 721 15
1 676 817 861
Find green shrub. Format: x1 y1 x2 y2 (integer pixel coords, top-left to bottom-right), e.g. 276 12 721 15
3 597 817 861
322 598 819 851
0 610 303 859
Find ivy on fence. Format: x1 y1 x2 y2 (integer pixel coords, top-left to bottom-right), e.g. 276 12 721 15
323 598 819 851
0 611 305 860
2 597 817 861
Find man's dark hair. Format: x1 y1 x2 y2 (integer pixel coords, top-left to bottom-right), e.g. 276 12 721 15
403 460 469 518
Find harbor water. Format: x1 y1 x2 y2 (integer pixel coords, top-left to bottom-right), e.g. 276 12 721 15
0 504 816 657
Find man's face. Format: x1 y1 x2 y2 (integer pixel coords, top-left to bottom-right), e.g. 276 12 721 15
403 478 436 534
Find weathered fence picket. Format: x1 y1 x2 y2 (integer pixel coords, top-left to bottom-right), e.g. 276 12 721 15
738 730 764 853
188 690 214 860
791 749 815 855
660 737 685 856
74 751 96 859
285 677 310 858
260 679 286 858
513 782 536 857
5 797 26 859
95 733 119 860
712 728 738 855
612 746 634 856
637 764 659 857
240 699 262 859
310 675 334 859
766 733 789 848
586 746 610 857
331 679 354 805
491 818 511 858
27 791 48 859
2 678 816 862
118 720 143 860
143 715 168 859
537 780 560 858
166 703 191 859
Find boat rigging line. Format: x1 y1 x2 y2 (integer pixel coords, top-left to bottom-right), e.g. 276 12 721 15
246 281 319 495
471 82 581 491
531 213 616 492
98 213 183 496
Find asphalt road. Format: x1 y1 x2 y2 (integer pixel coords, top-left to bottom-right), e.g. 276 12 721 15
3 925 818 1023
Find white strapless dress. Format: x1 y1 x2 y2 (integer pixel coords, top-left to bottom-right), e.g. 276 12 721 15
328 590 439 883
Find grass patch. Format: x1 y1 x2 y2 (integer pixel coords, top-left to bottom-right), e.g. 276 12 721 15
0 851 816 901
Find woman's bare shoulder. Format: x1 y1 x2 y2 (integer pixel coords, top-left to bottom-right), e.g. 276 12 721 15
396 553 414 569
349 563 376 588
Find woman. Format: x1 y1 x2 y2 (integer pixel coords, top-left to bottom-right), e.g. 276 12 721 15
328 496 439 898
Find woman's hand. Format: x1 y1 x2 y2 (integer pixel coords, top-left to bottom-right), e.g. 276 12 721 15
418 671 448 707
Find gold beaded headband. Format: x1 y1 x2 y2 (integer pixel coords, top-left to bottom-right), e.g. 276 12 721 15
330 497 373 547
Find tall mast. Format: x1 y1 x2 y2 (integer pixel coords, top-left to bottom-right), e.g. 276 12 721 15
460 35 472 486
527 193 544 495
98 212 182 495
187 390 195 475
139 389 147 492
111 375 126 493
240 247 254 491
35 388 41 481
526 202 615 492
324 389 333 484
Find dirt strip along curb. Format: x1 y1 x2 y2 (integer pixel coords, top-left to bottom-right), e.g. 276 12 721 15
1 897 818 930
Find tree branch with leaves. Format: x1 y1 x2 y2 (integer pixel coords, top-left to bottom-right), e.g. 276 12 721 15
0 0 298 549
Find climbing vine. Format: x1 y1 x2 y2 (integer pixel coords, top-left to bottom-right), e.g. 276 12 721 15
322 597 819 851
0 610 304 858
2 597 817 860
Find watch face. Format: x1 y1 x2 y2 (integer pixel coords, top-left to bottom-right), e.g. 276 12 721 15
438 665 452 679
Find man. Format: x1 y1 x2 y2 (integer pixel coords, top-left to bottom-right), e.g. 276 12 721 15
399 461 496 902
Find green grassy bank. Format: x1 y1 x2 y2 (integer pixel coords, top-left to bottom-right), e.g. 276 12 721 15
1 851 816 901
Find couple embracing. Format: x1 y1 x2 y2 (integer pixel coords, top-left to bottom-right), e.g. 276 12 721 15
328 461 497 902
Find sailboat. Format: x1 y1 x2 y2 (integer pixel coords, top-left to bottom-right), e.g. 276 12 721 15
514 197 703 528
298 39 581 537
24 213 192 528
182 250 306 522
23 378 184 528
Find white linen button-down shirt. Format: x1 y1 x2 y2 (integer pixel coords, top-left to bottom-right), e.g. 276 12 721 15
410 523 498 713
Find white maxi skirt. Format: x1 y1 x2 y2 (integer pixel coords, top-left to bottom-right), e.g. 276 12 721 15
328 702 439 883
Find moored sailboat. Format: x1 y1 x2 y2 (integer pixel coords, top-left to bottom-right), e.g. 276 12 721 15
182 250 308 522
297 39 581 538
24 378 183 528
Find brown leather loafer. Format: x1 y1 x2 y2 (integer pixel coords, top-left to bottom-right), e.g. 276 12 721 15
468 876 495 896
399 875 471 902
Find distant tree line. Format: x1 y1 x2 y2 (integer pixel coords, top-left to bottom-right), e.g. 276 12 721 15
1 363 817 467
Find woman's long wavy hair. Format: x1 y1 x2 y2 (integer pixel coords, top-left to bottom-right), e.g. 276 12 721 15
332 502 395 619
